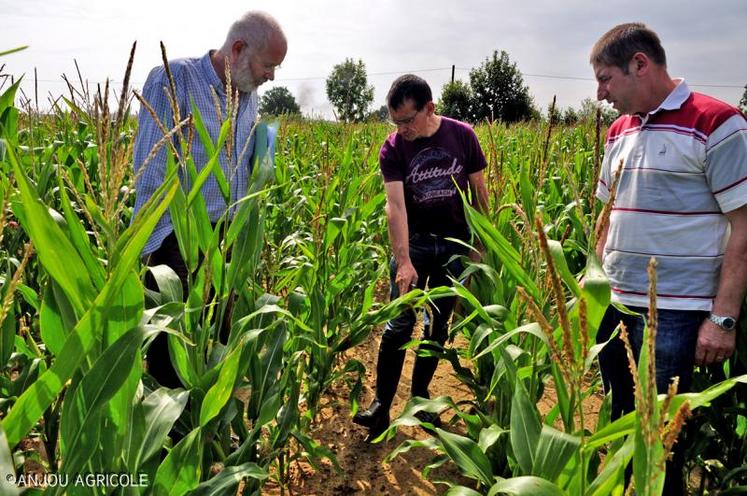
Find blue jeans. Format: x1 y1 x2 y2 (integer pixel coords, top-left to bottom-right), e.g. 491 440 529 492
374 233 467 409
597 304 706 494
597 305 706 418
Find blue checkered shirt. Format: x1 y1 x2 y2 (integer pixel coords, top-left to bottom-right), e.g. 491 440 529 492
132 51 258 255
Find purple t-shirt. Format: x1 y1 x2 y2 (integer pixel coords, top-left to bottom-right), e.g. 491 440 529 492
379 117 487 240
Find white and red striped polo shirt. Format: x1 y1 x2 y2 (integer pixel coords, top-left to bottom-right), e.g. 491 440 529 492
596 79 747 311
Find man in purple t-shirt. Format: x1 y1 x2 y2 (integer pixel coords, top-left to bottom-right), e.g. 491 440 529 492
353 74 489 441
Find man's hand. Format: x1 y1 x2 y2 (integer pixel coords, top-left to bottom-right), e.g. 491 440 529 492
697 204 747 366
695 318 737 366
395 261 418 296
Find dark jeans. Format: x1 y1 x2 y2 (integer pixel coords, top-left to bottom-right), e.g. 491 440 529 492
144 231 189 389
374 233 467 410
597 304 707 495
144 229 232 388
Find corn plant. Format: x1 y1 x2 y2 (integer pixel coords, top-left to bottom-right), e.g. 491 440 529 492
380 117 747 495
2 50 746 494
0 50 299 494
262 124 390 415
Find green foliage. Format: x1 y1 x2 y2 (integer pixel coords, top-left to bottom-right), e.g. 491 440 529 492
578 98 618 126
740 84 747 113
0 66 298 494
549 106 579 126
378 119 746 495
680 317 747 493
367 104 388 122
439 80 472 121
0 55 745 495
469 50 536 123
259 86 301 116
325 58 374 122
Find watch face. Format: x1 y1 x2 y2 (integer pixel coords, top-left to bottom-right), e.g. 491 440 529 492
710 314 738 330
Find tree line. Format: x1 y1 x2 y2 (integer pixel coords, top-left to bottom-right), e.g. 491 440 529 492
261 51 747 125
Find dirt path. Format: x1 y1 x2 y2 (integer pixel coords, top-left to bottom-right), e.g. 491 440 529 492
264 317 603 495
264 322 475 495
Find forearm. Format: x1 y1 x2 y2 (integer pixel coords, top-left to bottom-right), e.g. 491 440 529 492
712 228 747 318
695 212 746 365
468 171 489 214
386 202 410 266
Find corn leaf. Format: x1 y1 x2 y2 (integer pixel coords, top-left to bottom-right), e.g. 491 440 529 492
585 436 632 496
58 322 158 479
463 203 541 300
584 374 747 451
127 387 189 472
189 462 268 496
10 145 95 317
445 487 483 496
436 428 494 487
1 175 178 446
531 425 580 482
153 427 203 496
0 423 19 496
510 371 541 475
487 476 564 496
200 342 244 426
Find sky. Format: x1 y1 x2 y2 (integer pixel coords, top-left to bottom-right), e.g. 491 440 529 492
1 0 745 118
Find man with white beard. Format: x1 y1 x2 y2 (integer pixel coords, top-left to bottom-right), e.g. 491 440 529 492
132 11 286 388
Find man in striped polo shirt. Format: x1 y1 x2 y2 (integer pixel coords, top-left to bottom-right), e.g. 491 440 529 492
592 23 747 493
133 11 286 387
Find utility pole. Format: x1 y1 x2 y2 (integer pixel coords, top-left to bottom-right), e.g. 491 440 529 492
451 65 455 83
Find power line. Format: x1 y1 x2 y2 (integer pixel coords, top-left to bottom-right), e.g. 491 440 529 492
457 68 744 88
10 67 745 89
278 67 454 82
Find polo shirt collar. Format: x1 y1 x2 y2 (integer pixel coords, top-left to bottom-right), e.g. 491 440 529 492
647 78 690 116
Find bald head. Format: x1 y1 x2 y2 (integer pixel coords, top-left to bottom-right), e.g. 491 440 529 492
220 11 286 58
212 11 287 92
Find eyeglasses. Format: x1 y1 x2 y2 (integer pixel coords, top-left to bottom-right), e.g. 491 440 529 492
388 107 422 127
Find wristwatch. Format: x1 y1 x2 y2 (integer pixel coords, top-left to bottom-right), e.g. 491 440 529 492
709 313 738 331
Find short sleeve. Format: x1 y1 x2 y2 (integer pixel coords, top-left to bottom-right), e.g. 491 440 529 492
705 113 747 213
596 129 617 204
379 133 403 182
463 124 487 174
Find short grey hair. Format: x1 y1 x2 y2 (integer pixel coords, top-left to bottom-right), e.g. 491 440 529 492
220 11 285 56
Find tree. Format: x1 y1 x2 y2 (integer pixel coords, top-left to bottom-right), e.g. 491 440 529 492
438 80 472 122
740 84 747 113
468 50 535 123
548 104 580 126
325 58 374 122
561 107 579 126
578 98 618 126
259 86 301 116
366 105 388 122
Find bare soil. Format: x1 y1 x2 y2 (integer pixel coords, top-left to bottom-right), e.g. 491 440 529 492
263 325 475 496
264 322 603 496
